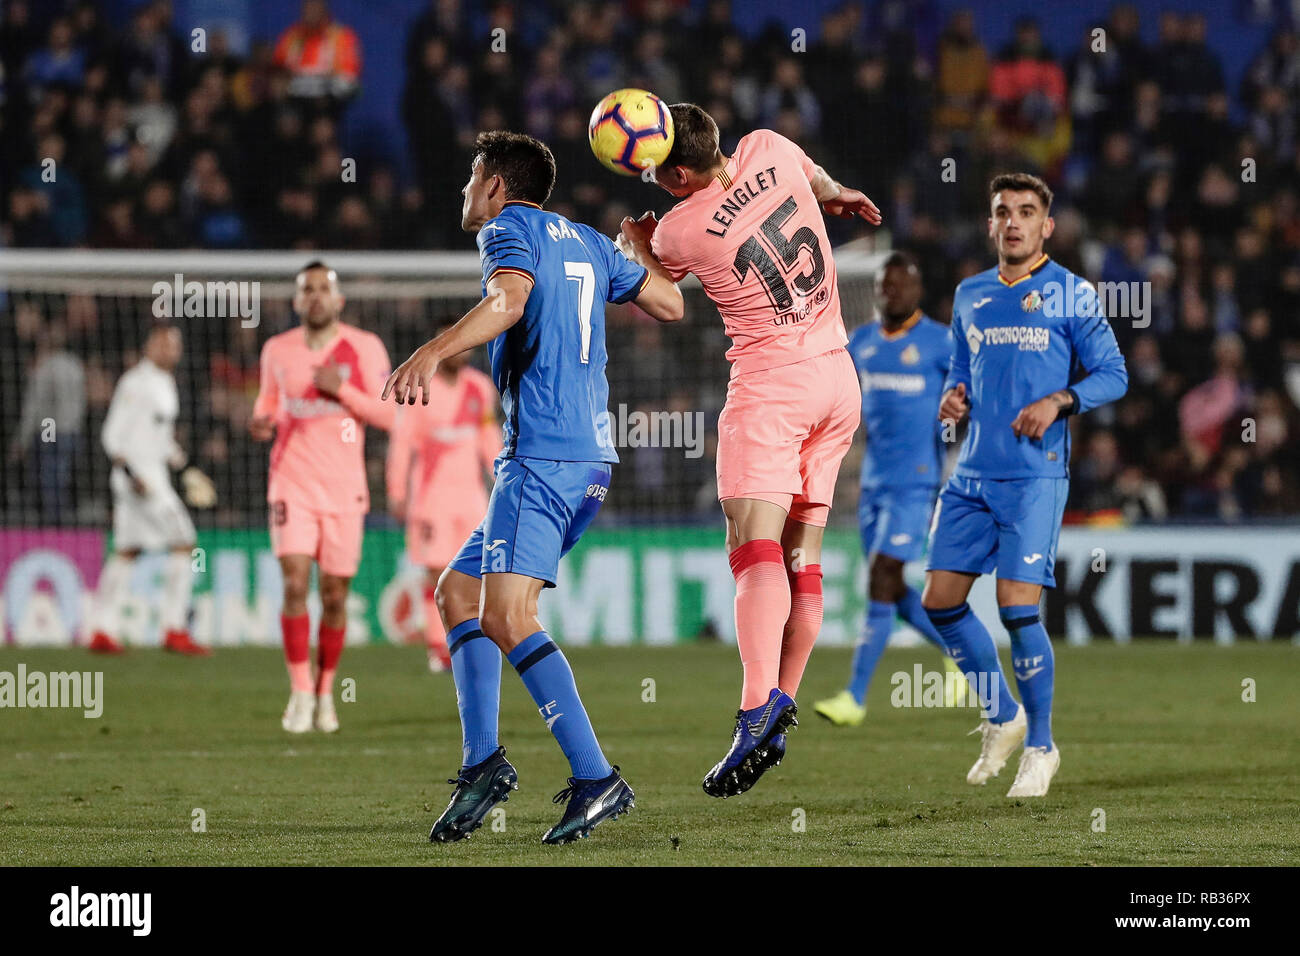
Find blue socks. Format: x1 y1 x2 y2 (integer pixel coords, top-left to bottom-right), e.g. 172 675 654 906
448 618 502 767
847 600 895 704
1002 605 1054 749
925 603 1017 723
507 631 612 781
897 586 948 654
847 586 960 704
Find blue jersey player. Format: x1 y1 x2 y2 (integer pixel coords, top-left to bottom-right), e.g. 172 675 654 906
384 132 683 844
921 173 1127 797
813 252 967 727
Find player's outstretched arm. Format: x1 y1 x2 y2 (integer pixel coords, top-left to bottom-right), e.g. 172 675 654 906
383 272 532 405
808 165 882 224
618 213 684 323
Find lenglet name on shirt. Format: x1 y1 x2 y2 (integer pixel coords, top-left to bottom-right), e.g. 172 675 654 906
705 166 779 238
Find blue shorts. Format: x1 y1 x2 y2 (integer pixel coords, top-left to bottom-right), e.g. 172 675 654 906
925 475 1069 587
450 457 611 588
858 484 937 563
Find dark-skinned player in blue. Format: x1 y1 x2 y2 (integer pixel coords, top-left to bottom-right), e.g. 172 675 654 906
383 132 684 844
813 251 968 726
922 173 1127 797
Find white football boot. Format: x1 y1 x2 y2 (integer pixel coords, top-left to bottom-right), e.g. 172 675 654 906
281 689 315 733
314 693 339 733
1007 745 1060 797
965 704 1026 784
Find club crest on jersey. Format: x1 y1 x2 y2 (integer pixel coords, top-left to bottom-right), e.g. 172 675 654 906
901 344 920 365
1021 290 1044 312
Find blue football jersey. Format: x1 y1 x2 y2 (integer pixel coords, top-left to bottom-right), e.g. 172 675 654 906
848 312 951 489
477 201 650 463
946 256 1128 479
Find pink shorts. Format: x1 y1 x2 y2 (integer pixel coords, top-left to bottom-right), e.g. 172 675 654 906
406 508 483 570
270 500 364 578
716 348 861 527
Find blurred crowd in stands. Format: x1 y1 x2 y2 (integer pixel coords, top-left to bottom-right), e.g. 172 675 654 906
2 0 1299 523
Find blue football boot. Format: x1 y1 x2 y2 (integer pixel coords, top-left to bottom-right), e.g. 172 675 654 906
541 767 635 845
702 688 798 797
429 746 518 843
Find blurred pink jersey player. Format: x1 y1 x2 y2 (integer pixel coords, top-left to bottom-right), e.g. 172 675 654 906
250 261 394 734
386 342 500 671
621 105 881 796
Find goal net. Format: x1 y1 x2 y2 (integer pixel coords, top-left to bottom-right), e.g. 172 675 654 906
0 247 886 647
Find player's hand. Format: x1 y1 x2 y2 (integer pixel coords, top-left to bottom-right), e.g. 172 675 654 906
1011 394 1069 441
312 361 344 396
167 444 187 470
383 343 440 405
620 211 659 250
822 187 882 224
938 383 969 424
249 416 275 441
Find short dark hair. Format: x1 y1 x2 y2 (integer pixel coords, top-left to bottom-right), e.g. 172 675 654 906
298 259 335 279
473 130 556 205
989 172 1053 211
882 250 921 276
663 103 721 172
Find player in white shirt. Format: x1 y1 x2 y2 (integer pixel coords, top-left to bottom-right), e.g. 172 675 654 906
89 323 211 655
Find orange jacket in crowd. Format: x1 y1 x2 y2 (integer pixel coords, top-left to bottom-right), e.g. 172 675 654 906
273 17 361 98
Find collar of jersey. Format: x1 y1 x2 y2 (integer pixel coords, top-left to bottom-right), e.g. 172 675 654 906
503 200 542 209
879 309 922 340
713 159 735 191
997 254 1050 287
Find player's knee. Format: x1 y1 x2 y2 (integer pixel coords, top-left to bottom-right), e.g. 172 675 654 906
920 577 947 610
479 604 530 646
869 563 905 603
434 576 476 624
282 575 310 607
319 579 349 614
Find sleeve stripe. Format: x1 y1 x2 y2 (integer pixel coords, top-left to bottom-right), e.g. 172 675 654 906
612 267 651 304
486 266 535 284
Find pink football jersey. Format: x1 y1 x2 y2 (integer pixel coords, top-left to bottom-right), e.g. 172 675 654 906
253 323 393 514
652 128 848 376
385 366 501 524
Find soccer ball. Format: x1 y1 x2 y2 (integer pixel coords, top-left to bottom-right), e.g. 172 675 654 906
588 88 675 176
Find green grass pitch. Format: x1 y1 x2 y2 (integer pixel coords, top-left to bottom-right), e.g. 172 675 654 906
1 642 1296 866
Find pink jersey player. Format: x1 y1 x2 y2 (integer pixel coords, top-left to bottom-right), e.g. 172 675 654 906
621 105 881 797
250 261 394 734
254 321 393 560
386 356 501 669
